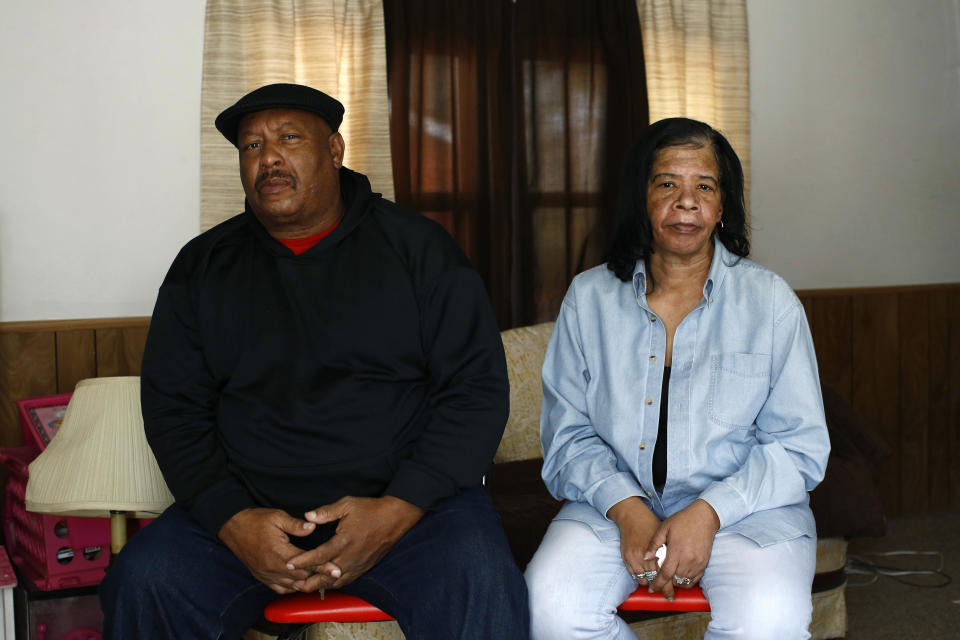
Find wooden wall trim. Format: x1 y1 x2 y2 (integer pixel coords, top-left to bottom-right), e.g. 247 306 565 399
0 317 150 334
795 282 960 298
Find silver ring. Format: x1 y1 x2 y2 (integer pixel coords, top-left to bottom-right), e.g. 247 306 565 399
643 570 658 582
674 576 692 585
631 573 644 582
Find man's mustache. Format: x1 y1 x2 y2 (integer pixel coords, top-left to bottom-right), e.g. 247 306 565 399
256 170 296 189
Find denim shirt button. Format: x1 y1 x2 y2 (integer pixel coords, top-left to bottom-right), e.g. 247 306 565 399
639 442 647 450
645 397 653 405
649 355 657 362
649 314 657 322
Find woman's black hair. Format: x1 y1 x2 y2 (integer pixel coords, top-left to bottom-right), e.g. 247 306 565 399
605 117 750 283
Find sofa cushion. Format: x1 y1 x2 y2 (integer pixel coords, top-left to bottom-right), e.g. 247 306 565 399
496 322 555 463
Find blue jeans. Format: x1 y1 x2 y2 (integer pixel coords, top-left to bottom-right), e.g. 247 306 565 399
101 487 529 639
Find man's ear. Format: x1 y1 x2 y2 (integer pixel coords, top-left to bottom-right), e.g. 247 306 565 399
329 132 345 169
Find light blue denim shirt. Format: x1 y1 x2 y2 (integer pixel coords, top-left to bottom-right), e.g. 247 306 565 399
540 238 831 547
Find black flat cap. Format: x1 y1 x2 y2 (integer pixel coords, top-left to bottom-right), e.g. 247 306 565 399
215 83 345 148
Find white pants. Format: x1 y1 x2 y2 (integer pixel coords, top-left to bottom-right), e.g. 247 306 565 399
525 519 816 640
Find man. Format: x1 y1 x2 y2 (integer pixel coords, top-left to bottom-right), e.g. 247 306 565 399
100 83 529 639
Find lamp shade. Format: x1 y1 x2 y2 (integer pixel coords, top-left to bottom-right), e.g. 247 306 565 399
25 376 174 518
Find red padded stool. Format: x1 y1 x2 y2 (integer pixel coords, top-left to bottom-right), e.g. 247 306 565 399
265 585 709 638
266 590 394 625
619 584 710 612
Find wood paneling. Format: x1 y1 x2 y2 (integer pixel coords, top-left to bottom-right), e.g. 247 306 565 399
0 332 57 447
811 296 853 401
898 292 929 514
928 292 951 511
949 292 960 509
95 327 148 377
56 329 97 393
797 283 960 516
850 294 900 514
1 282 959 517
0 318 150 449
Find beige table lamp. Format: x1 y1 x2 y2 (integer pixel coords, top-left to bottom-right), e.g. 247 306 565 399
25 376 174 555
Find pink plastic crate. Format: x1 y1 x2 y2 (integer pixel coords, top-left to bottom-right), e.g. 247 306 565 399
0 446 111 590
0 543 16 588
5 392 156 591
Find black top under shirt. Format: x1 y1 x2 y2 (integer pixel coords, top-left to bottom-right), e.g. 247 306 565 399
653 366 671 492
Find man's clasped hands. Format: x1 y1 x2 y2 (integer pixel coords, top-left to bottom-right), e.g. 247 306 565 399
218 495 425 595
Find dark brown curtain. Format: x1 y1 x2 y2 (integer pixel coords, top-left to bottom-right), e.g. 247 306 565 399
384 0 648 329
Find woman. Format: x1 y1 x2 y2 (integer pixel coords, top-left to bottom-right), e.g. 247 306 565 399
525 118 830 639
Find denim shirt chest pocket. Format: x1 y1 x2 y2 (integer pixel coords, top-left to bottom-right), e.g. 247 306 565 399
708 352 771 428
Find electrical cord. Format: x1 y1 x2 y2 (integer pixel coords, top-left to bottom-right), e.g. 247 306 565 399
845 550 952 588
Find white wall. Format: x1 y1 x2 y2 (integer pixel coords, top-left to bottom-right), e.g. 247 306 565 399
748 0 960 289
0 0 204 322
1 1 957 322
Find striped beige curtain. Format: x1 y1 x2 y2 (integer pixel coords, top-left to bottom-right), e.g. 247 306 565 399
636 0 750 200
200 0 394 231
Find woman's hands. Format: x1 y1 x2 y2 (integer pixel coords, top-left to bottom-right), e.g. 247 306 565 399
645 499 720 600
609 497 721 601
607 497 661 589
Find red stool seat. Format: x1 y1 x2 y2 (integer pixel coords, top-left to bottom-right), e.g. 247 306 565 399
265 584 709 626
618 584 710 612
265 590 394 624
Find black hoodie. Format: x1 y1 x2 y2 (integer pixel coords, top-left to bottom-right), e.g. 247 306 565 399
141 168 509 537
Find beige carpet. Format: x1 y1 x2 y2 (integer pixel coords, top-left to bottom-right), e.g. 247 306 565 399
845 510 960 639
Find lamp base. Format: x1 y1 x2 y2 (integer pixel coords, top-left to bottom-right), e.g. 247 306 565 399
109 511 130 557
